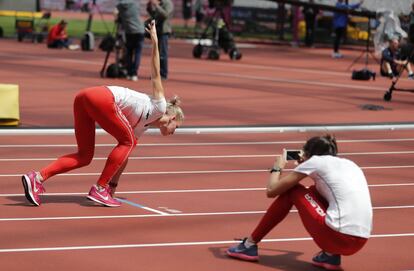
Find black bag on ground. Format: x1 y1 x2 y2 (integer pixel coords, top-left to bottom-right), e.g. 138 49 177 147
106 63 127 78
352 69 376 81
99 34 116 52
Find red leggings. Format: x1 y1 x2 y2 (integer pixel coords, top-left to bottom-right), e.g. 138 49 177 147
251 184 367 255
40 86 137 187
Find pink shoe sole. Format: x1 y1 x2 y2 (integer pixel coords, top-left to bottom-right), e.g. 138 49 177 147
86 195 121 207
226 251 259 262
21 174 40 206
312 261 343 270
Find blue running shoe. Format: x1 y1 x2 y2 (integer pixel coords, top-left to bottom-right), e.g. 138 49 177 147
312 251 342 270
226 238 259 261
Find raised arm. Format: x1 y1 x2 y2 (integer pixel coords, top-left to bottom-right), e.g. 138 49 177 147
145 20 164 99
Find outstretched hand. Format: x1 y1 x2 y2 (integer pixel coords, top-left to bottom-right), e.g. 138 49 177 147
274 153 287 170
145 20 158 44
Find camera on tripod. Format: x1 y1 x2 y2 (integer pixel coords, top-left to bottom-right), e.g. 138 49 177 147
99 14 128 78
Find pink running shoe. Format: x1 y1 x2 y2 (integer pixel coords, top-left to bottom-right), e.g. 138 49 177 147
21 171 45 206
87 185 121 207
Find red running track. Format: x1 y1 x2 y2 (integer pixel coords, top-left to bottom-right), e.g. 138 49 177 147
0 130 413 271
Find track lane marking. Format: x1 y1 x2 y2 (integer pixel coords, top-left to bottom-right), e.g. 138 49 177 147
1 138 414 147
2 165 414 177
0 206 413 222
2 150 414 161
1 182 413 197
0 233 413 253
115 198 168 215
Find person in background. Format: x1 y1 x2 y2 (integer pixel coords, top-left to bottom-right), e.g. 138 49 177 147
117 0 145 81
147 0 174 80
194 0 205 34
409 3 414 44
227 135 373 271
182 0 192 30
47 20 78 50
332 0 363 58
380 37 414 80
22 21 184 208
302 0 319 47
277 2 286 40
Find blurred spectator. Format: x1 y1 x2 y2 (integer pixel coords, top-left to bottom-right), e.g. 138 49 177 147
207 0 233 30
409 3 414 44
399 13 409 34
277 2 286 40
147 0 174 80
332 0 363 58
182 0 192 30
81 0 91 12
194 0 205 34
65 0 76 10
291 5 300 47
47 20 78 50
117 0 145 81
222 0 233 30
380 38 414 80
302 0 319 47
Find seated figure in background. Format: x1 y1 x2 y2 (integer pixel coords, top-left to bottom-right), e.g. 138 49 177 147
381 38 414 80
47 20 78 50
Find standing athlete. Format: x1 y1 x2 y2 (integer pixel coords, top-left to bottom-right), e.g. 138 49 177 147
227 135 372 270
22 21 184 207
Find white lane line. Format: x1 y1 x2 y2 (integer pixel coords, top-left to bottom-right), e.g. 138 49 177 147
2 165 414 178
0 169 265 178
1 182 413 197
1 138 414 147
0 154 277 162
0 233 412 253
0 206 413 222
1 150 414 162
115 198 168 215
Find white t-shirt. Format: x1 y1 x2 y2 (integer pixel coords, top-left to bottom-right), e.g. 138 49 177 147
107 86 167 138
294 155 373 238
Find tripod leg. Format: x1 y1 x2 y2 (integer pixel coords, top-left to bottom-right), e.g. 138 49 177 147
384 79 397 101
346 50 365 71
100 50 111 78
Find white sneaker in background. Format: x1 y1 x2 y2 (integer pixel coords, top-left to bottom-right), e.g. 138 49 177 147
68 44 80 50
332 52 343 59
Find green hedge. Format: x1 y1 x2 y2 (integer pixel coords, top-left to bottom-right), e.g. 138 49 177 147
0 16 115 38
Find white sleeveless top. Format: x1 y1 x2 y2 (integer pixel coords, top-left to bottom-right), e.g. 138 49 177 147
107 86 167 137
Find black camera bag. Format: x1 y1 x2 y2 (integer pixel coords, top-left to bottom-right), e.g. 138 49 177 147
352 69 376 81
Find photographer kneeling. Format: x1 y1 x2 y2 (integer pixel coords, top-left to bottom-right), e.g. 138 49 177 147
381 38 414 80
227 135 373 271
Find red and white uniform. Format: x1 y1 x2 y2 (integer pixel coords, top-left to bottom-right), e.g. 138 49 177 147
294 155 373 238
108 86 167 137
251 155 372 255
40 86 166 188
